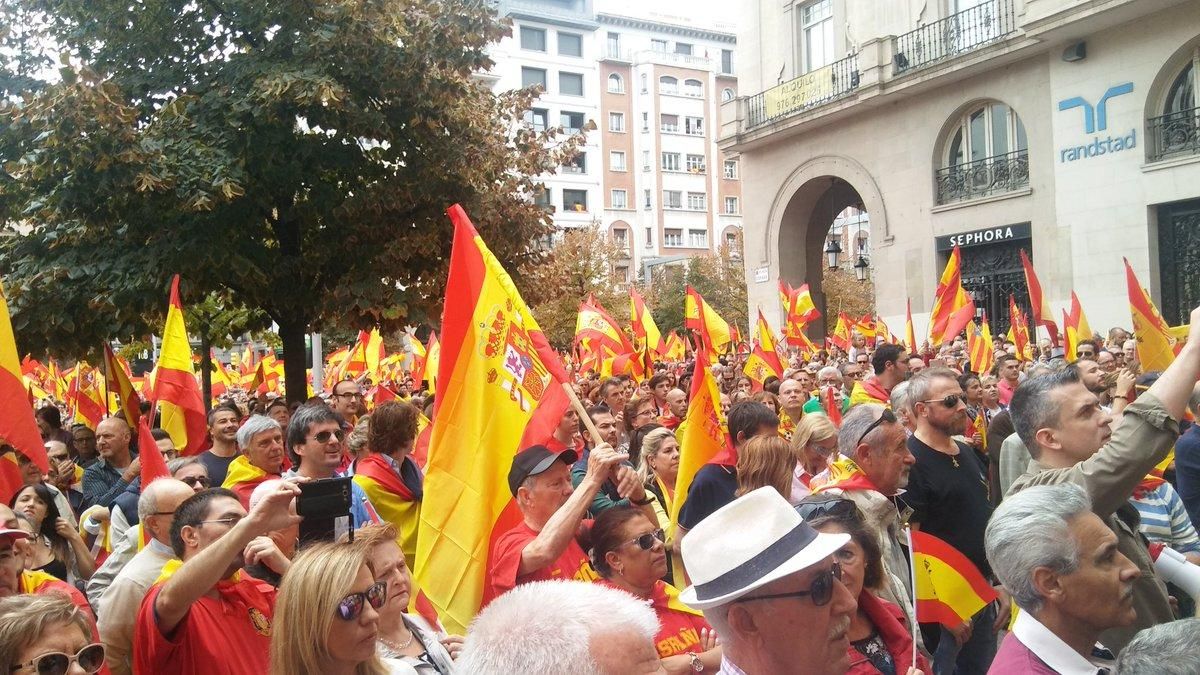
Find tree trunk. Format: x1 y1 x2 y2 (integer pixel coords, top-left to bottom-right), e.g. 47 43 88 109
200 332 212 412
278 317 310 405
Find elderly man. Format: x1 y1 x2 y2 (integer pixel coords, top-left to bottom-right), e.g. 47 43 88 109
197 404 240 487
680 487 856 675
1121 339 1138 371
1114 618 1200 673
82 417 139 509
803 366 850 415
221 415 285 508
459 580 662 674
776 378 807 438
849 343 908 407
97 478 195 675
986 484 1136 673
1007 307 1200 651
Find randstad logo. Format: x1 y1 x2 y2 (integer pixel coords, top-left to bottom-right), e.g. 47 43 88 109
1058 83 1136 163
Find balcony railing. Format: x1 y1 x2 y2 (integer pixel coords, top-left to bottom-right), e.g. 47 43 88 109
1149 107 1200 162
746 53 860 129
935 149 1028 204
894 0 1017 75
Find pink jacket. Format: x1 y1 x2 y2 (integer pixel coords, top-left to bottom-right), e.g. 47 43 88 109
846 592 930 675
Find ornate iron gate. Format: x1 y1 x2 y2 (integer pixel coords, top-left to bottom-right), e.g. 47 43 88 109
959 239 1031 337
1158 200 1200 327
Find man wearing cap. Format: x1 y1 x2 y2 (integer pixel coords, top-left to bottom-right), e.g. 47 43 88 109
680 487 858 675
484 441 630 604
0 504 95 623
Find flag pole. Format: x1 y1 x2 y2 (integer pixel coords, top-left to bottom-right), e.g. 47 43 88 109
905 525 919 667
561 382 606 448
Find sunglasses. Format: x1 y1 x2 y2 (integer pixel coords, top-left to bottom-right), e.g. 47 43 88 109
919 394 963 409
180 476 211 488
14 643 105 675
337 580 387 621
854 408 897 448
312 429 346 444
737 562 843 607
796 497 859 523
623 529 665 551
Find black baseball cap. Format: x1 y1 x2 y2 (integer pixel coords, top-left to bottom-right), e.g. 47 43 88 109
507 445 578 496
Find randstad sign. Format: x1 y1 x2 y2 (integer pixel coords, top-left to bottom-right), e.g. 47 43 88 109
1057 83 1136 163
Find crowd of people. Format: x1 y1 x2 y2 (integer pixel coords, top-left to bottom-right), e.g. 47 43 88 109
3 306 1200 674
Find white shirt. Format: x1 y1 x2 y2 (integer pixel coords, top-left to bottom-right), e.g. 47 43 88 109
96 538 176 675
1012 610 1115 675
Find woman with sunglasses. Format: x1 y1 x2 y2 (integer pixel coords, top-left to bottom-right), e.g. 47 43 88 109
637 427 682 585
798 496 929 675
790 414 841 503
0 594 105 675
590 506 722 674
270 541 388 675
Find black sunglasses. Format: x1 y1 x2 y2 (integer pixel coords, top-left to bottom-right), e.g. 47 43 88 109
855 408 897 448
180 476 211 488
337 580 387 621
14 643 106 675
920 394 963 409
796 497 859 523
312 429 346 444
623 529 665 551
737 562 843 607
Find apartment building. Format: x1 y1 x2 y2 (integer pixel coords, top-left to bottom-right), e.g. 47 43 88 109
724 0 1200 337
490 0 740 284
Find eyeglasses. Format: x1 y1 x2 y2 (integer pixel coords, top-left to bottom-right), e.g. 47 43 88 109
335 392 364 400
179 476 211 488
13 643 105 675
337 580 387 621
854 408 897 448
311 429 346 444
196 516 243 528
634 409 655 419
796 497 859 523
1077 350 1095 357
623 529 665 551
920 394 963 409
737 562 843 607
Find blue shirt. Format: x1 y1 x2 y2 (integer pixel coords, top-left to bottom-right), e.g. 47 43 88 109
1175 424 1200 527
280 469 377 529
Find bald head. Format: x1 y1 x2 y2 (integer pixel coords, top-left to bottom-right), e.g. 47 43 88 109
666 388 688 418
138 479 196 545
0 504 15 529
96 417 132 464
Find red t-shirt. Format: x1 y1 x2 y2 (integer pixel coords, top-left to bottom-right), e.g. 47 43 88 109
133 578 276 675
598 579 712 658
485 520 598 603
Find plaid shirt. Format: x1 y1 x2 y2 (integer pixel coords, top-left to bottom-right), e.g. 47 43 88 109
81 453 136 510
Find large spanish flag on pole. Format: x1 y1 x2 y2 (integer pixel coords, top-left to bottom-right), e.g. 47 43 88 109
1019 249 1059 346
103 343 142 429
0 279 49 503
414 205 570 634
929 247 975 346
630 287 666 356
670 338 731 538
1124 259 1179 372
685 286 731 358
743 308 784 390
907 527 998 628
151 275 207 456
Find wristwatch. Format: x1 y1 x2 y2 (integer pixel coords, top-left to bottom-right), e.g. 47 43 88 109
631 494 654 506
689 652 704 672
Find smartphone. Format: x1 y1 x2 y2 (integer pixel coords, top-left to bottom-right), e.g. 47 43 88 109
296 477 353 545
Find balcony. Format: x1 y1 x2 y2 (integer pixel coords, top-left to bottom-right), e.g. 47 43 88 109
934 149 1029 205
1149 107 1200 162
745 53 860 130
893 0 1017 75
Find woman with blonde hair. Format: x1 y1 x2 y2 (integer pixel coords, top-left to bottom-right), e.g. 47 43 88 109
734 435 794 501
0 594 104 675
790 413 840 503
637 426 682 585
270 541 387 675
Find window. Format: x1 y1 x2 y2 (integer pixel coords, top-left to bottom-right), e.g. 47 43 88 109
663 190 682 209
721 49 734 75
641 112 649 131
606 32 621 58
660 114 680 133
533 185 552 211
609 151 626 171
558 32 582 57
560 111 585 133
643 189 652 209
675 42 693 56
524 108 548 132
938 102 1029 203
613 228 628 247
686 154 706 173
615 265 630 283
522 67 547 90
683 79 703 97
607 73 624 93
722 87 736 102
609 112 625 132
685 116 704 136
664 228 683 247
642 150 651 171
945 103 1027 166
801 0 834 73
661 153 681 171
724 196 740 214
644 227 653 246
723 160 738 179
611 189 628 209
687 192 706 210
520 26 546 52
725 231 740 255
559 72 584 96
688 229 707 248
640 74 648 93
563 153 586 174
659 76 678 95
563 189 588 212
651 39 668 52
1153 52 1199 160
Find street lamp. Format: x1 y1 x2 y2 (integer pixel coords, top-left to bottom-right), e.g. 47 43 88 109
824 237 842 269
853 254 870 282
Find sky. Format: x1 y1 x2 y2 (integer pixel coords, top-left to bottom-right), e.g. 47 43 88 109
598 0 741 32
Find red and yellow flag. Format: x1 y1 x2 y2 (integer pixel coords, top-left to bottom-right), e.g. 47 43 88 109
743 309 784 390
905 298 918 354
104 344 142 428
424 332 441 394
1007 295 1032 362
967 312 995 376
0 279 50 503
69 364 106 432
137 417 171 488
577 295 638 379
414 205 571 634
1020 249 1059 346
908 528 998 628
670 343 731 538
685 286 731 359
151 276 207 456
1063 291 1093 364
779 280 821 325
829 313 852 352
1124 259 1179 372
929 247 976 346
630 287 666 355
663 330 686 362
408 331 428 385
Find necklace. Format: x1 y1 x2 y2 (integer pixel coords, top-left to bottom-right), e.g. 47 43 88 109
379 627 415 654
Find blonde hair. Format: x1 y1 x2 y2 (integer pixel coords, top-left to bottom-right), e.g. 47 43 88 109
736 435 794 500
269 542 386 675
791 414 838 460
636 427 677 485
0 594 92 671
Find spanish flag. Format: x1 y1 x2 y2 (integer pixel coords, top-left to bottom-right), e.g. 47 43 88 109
1124 258 1178 372
663 330 686 362
408 331 428 384
929 247 975 346
743 309 783 391
905 298 918 354
1063 291 1093 364
1020 249 1059 346
104 343 142 429
829 312 852 351
221 455 271 508
779 280 821 325
138 417 171 487
685 286 731 358
413 205 570 634
0 278 49 503
967 312 994 376
908 528 998 628
1007 295 1032 362
354 447 423 567
630 287 666 355
70 365 106 432
151 276 207 456
670 341 731 538
424 331 441 395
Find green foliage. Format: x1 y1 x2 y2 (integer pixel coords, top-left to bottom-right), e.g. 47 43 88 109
644 247 748 337
522 227 626 350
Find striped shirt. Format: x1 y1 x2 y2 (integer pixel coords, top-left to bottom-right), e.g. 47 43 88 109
1129 482 1200 555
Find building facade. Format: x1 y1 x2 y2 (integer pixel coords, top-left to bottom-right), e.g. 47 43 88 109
724 0 1200 338
490 1 740 284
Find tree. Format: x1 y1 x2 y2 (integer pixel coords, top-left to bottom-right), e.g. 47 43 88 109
522 227 625 350
0 0 582 401
643 247 748 338
821 267 876 335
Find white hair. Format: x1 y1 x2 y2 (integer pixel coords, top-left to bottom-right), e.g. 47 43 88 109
1115 618 1200 674
236 415 280 451
837 403 888 460
890 381 912 415
817 366 840 380
457 580 659 674
985 483 1091 613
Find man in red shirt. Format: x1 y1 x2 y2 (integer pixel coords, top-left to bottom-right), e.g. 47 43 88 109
996 353 1021 406
484 442 628 603
134 482 298 674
